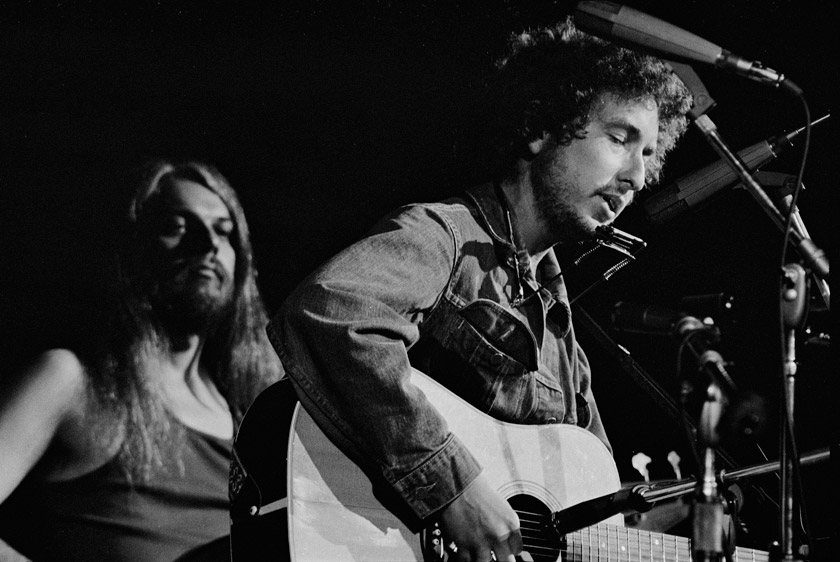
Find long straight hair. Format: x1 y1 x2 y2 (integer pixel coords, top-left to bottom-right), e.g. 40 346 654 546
85 160 283 481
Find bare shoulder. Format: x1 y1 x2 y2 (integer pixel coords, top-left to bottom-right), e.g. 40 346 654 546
15 349 88 409
0 349 93 499
30 348 86 376
4 349 86 405
26 349 111 442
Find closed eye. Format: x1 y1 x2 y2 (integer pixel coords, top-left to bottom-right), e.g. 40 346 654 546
214 220 234 238
159 216 187 236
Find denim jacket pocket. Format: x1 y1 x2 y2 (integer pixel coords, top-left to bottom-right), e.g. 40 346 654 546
457 299 539 372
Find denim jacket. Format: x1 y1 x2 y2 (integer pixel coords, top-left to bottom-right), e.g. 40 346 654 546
268 183 609 528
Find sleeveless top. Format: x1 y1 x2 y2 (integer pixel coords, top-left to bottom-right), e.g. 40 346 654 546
3 424 232 562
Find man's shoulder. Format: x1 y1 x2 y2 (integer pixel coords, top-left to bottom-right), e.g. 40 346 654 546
0 348 97 486
26 349 122 473
384 192 483 230
29 349 87 388
396 194 472 214
14 349 90 421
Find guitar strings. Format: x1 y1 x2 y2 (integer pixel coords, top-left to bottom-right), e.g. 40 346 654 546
513 514 770 562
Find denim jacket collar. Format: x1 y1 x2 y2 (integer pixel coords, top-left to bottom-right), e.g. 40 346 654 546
464 183 572 335
464 183 515 252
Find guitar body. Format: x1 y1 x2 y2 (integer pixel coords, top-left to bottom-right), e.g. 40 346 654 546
230 378 298 562
231 371 768 562
232 371 620 562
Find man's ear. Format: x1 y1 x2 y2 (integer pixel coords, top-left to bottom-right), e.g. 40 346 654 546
525 133 549 159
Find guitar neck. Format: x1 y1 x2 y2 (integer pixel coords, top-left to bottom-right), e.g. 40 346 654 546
562 524 768 562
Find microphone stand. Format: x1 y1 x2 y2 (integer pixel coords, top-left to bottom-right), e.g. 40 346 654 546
690 114 829 281
692 375 727 561
670 315 736 561
673 314 736 561
750 171 830 311
666 62 830 286
547 446 830 537
664 62 825 561
777 262 810 562
548 320 741 559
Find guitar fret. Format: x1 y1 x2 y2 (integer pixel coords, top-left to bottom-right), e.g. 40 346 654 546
561 524 770 562
733 546 769 562
567 524 692 562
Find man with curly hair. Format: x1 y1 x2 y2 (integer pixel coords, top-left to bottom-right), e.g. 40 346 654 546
271 16 692 562
0 161 284 562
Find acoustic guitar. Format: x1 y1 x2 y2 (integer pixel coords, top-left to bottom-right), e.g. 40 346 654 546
229 372 769 562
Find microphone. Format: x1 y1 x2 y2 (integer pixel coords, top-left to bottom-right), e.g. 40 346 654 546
549 485 652 536
573 1 800 94
613 302 740 398
699 349 737 394
644 114 828 225
611 301 716 337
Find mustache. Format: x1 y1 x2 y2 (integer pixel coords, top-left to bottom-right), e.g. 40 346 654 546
165 256 231 283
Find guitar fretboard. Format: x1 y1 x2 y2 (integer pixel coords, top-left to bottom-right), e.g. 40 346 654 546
517 506 768 562
564 524 769 562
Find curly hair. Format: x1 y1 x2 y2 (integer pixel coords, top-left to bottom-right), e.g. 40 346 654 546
486 16 692 184
85 160 283 481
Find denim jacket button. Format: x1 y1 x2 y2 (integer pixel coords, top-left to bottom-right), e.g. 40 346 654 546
490 353 503 367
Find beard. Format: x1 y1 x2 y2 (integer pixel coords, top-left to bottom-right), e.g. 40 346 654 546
530 147 597 244
149 260 235 336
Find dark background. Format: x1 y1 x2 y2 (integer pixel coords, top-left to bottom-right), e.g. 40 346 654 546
1 0 836 557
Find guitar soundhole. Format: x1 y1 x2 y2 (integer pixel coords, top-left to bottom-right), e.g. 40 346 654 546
508 494 562 562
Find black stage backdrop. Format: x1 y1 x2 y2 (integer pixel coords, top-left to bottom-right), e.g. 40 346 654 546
1 0 836 556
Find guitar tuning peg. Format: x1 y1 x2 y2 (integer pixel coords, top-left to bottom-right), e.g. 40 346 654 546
667 450 682 480
631 452 652 483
